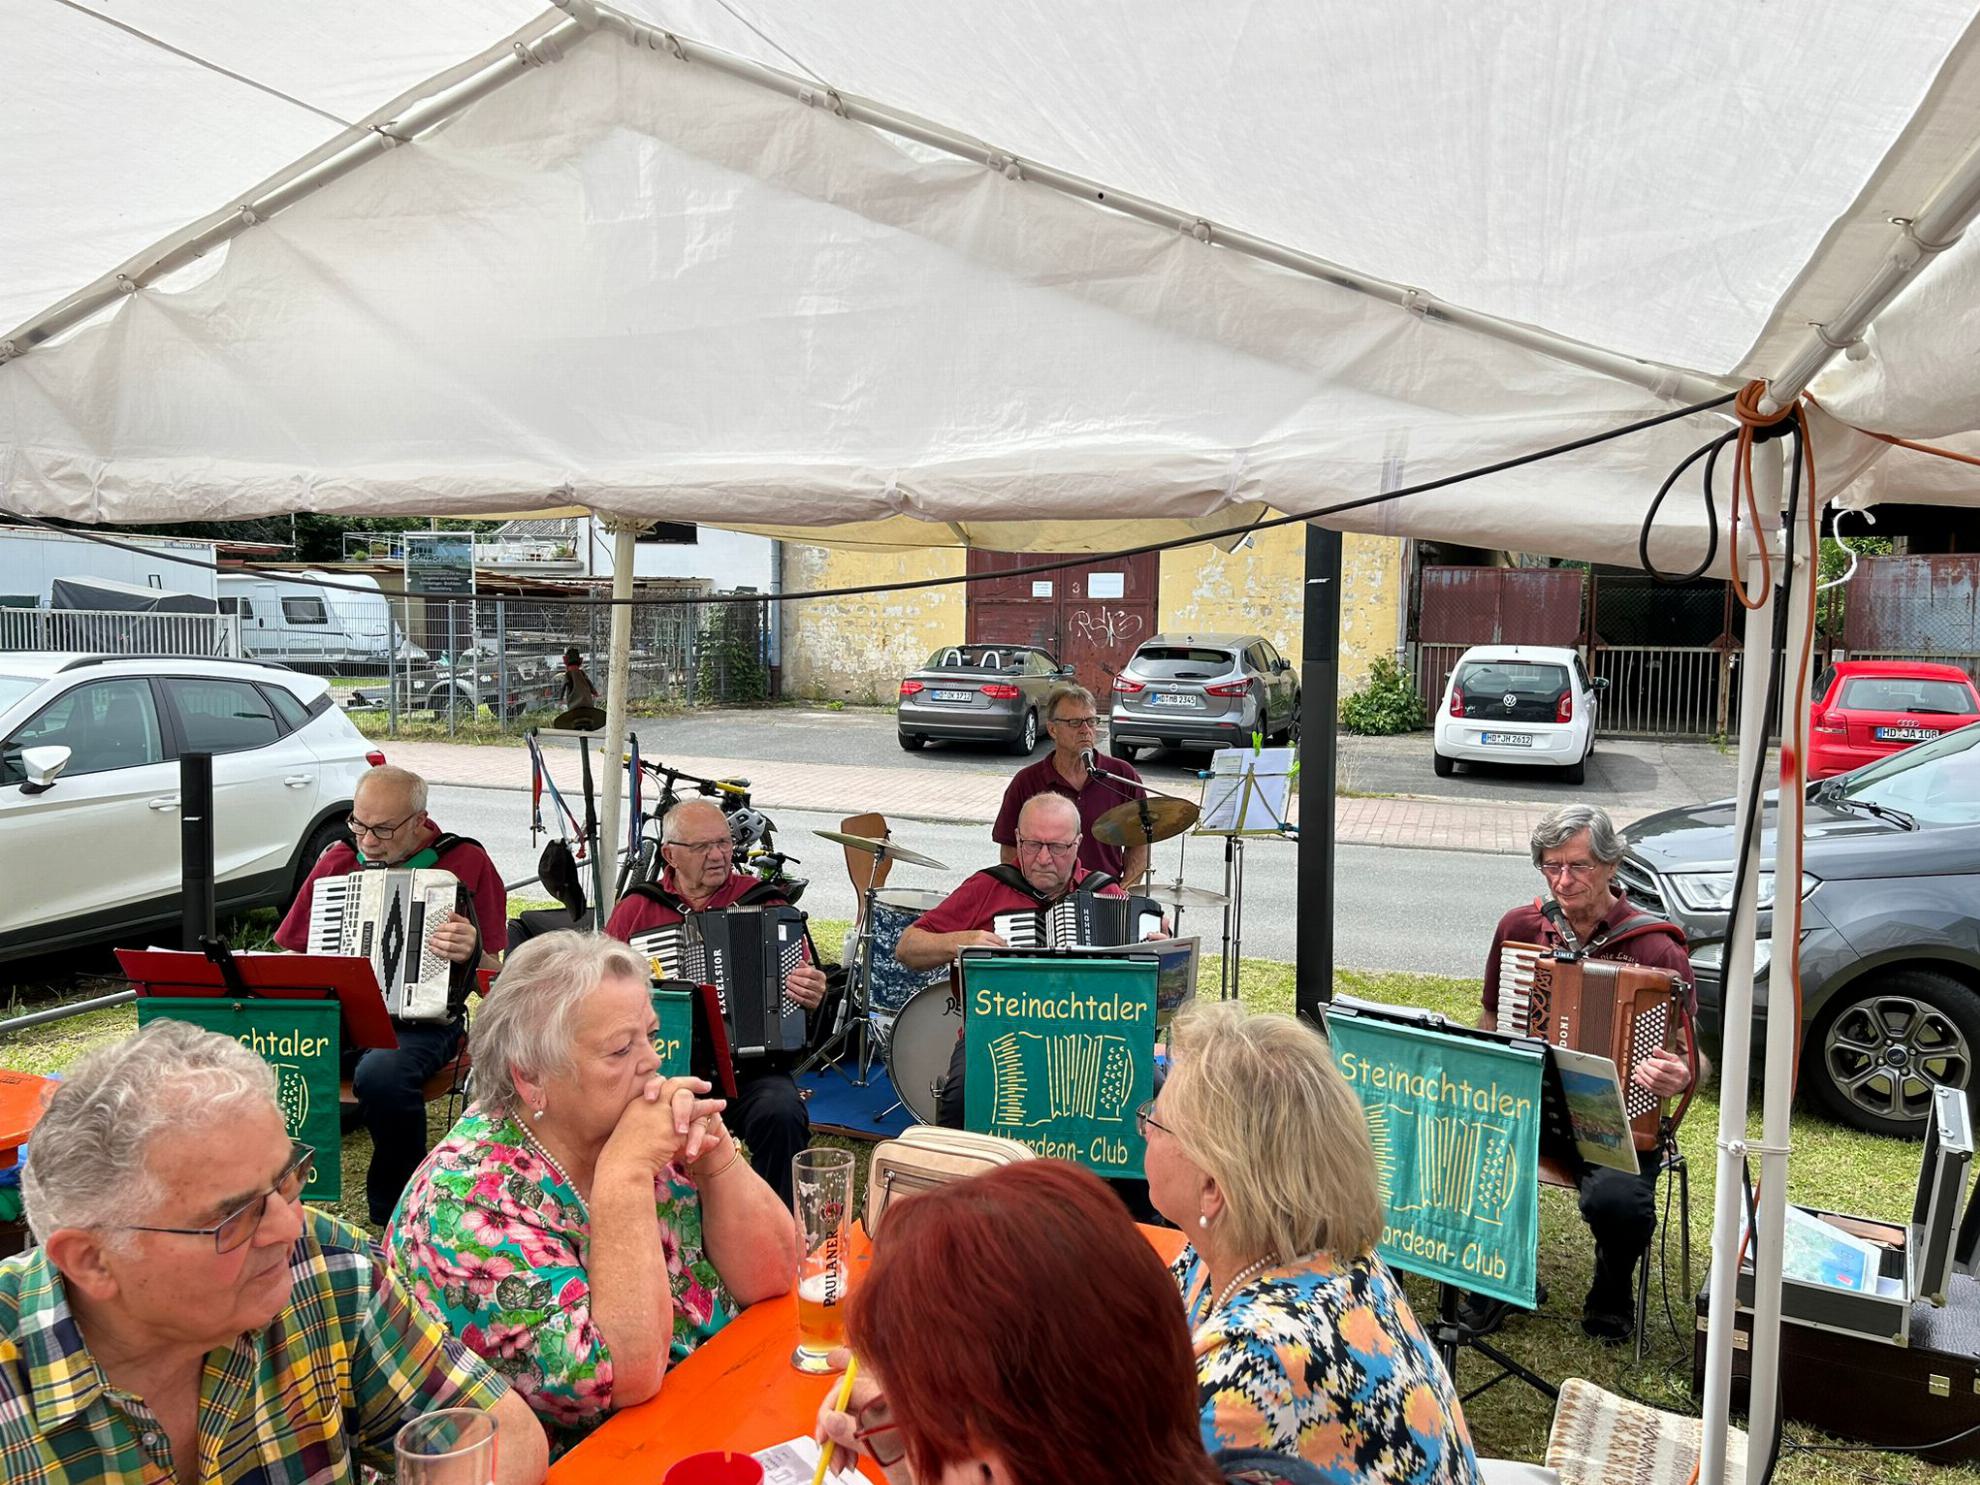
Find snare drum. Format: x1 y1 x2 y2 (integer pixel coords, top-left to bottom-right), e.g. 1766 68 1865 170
886 982 963 1124
863 888 950 1014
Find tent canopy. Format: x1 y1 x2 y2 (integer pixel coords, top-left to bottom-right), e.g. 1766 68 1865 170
2 2 1979 570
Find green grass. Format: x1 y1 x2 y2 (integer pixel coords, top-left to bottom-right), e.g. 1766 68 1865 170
2 922 1963 1481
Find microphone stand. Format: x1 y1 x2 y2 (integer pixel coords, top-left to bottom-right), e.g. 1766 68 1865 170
1079 749 1196 886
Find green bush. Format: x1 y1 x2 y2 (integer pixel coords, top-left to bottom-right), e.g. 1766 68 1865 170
1339 657 1426 735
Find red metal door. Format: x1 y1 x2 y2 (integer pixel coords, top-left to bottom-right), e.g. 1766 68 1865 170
966 551 1159 703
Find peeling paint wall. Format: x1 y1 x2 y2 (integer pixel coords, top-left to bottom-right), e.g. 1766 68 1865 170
1157 528 1403 691
780 543 966 704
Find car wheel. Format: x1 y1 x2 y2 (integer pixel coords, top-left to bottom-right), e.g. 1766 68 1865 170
1561 755 1586 785
1110 738 1139 762
897 731 927 752
287 817 350 910
1282 693 1301 745
1809 970 1980 1137
1009 709 1039 755
1432 750 1455 778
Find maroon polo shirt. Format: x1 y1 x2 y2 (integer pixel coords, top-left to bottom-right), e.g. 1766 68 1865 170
992 752 1147 877
604 866 780 939
908 864 1126 940
1482 891 1694 1018
275 822 509 956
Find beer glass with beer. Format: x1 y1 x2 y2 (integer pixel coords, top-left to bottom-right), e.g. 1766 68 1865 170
791 1147 855 1373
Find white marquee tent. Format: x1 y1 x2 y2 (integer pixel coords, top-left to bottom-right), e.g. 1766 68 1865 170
5 4 1980 1478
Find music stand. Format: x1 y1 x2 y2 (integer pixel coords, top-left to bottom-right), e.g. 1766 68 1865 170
118 945 400 1049
1193 747 1295 1000
660 976 740 1102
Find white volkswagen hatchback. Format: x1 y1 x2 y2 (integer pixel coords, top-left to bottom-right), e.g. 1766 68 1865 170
0 654 381 962
1431 644 1602 784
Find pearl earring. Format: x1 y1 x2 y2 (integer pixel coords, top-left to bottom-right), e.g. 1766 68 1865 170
533 1107 545 1122
1198 1214 1209 1229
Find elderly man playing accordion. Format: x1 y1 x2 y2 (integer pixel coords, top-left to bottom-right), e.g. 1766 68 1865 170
1467 802 1707 1344
604 798 827 1204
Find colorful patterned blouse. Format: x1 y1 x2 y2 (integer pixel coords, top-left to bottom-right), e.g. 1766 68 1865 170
386 1108 734 1457
1173 1245 1479 1485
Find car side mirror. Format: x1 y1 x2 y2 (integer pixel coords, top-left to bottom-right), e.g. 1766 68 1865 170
1272 658 1289 673
1593 676 1611 691
19 745 72 796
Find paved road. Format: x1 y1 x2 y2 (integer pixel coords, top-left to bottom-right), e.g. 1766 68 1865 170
430 785 1532 979
626 706 1742 819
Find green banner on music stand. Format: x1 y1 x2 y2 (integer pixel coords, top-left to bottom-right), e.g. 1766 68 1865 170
137 997 343 1204
652 988 694 1078
961 954 1157 1178
1328 1012 1543 1307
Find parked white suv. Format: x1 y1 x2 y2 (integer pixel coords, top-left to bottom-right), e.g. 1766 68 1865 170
0 655 380 962
1431 644 1603 784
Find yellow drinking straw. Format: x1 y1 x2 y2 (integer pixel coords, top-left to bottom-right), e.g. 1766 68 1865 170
814 1356 860 1485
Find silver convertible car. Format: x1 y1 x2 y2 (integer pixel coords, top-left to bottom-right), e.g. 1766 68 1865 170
897 644 1073 753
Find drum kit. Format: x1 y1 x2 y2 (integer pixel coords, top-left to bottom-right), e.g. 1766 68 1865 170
802 790 1232 1125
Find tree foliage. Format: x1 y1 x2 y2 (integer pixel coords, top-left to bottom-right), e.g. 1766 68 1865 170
1339 656 1426 735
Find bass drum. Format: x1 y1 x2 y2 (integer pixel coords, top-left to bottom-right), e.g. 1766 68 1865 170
886 982 963 1125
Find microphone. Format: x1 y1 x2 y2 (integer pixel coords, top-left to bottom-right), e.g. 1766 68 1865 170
1078 747 1097 771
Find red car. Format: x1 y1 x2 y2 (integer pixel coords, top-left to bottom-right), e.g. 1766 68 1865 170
1808 660 1980 778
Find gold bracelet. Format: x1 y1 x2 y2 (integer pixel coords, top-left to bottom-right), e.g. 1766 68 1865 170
695 1143 743 1182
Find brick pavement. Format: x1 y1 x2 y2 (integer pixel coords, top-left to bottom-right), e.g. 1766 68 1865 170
386 738 1641 856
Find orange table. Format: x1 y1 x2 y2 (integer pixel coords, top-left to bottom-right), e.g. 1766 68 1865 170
550 1222 1187 1484
0 1071 54 1171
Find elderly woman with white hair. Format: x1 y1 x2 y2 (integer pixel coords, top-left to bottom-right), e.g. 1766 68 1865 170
387 931 796 1457
1142 1001 1479 1484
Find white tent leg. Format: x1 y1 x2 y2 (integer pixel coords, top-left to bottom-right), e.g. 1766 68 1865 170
1698 443 1783 1485
597 519 642 919
1748 483 1814 1455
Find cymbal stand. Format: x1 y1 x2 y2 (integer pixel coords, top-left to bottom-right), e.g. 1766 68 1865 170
796 843 900 1087
1220 836 1245 1001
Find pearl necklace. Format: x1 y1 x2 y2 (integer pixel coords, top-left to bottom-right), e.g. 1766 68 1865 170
521 1121 589 1220
1211 1253 1282 1313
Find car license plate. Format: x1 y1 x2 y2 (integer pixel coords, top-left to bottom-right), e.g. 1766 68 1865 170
930 688 973 703
1875 726 1939 741
1481 731 1534 747
1152 692 1203 708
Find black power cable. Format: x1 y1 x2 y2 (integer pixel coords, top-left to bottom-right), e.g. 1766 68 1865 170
0 391 1735 612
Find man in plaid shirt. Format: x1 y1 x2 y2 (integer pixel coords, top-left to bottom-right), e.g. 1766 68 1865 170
0 1020 547 1483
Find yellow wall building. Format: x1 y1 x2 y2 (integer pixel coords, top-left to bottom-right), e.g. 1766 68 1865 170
779 527 1406 704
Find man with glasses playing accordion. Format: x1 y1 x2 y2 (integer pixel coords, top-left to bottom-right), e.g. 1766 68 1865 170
275 765 507 1226
604 798 828 1204
1465 803 1705 1345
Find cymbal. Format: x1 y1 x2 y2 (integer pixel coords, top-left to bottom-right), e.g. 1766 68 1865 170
1093 795 1200 848
1135 878 1230 910
812 829 947 871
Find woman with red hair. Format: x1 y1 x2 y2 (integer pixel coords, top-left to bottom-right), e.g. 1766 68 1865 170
817 1160 1327 1485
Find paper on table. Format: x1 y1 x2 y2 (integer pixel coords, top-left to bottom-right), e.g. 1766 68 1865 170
755 1437 860 1485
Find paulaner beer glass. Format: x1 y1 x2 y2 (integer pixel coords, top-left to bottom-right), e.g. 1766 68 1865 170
791 1147 855 1372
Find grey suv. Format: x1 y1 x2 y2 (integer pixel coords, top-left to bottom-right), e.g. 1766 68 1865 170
1619 722 1980 1137
1108 633 1299 761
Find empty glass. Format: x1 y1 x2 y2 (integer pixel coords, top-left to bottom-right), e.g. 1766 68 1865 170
395 1407 497 1485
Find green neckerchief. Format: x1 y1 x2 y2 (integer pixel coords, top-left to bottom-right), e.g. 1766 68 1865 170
357 843 442 870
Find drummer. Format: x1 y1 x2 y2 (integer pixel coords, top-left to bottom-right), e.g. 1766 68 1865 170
993 683 1150 885
896 793 1129 1128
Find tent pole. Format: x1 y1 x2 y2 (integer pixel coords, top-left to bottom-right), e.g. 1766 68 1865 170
1295 522 1340 1024
597 519 642 920
1747 466 1812 1456
1697 467 1781 1485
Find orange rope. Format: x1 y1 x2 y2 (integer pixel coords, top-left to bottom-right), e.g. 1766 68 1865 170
1726 382 1782 610
1803 392 1980 468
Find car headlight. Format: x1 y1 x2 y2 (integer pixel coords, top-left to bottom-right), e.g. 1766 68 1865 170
1688 940 1773 978
1664 871 1818 914
479 673 495 683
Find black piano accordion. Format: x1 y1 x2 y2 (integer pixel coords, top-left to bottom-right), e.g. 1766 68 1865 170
991 894 1161 950
630 905 809 1060
1497 940 1685 1151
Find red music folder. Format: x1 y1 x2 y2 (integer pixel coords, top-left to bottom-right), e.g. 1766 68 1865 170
117 948 400 1050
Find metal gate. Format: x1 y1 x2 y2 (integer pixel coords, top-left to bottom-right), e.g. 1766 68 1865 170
1412 566 1584 712
965 551 1160 703
1844 555 1980 683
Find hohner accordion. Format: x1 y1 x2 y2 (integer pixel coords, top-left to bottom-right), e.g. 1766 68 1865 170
992 895 1161 950
1498 941 1685 1151
306 868 465 1023
630 905 809 1059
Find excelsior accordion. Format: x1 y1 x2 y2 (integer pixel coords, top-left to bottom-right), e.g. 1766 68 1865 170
306 868 464 1023
630 905 809 1058
992 894 1161 950
1498 941 1685 1151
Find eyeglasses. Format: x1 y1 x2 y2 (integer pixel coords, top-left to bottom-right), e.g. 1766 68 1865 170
1015 837 1079 858
346 810 419 840
1538 860 1601 879
664 837 733 856
1135 1100 1172 1139
853 1396 907 1467
1050 714 1100 731
122 1143 315 1254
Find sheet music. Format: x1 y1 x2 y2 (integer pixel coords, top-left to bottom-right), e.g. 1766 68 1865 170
1548 1047 1643 1174
1196 746 1294 835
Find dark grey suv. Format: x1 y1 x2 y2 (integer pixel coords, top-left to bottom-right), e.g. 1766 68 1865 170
1619 723 1980 1137
1108 633 1299 760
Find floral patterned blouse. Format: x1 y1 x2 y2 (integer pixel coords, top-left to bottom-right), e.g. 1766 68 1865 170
386 1108 734 1457
1173 1244 1478 1485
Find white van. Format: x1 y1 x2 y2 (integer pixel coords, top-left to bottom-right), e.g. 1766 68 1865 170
218 572 423 669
